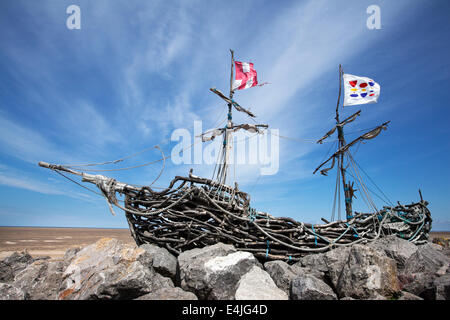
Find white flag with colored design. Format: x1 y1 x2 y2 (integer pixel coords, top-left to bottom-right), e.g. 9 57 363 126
343 74 380 106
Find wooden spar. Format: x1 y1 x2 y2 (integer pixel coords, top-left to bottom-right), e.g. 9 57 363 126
38 161 140 193
38 161 239 195
209 88 255 118
313 121 391 175
230 49 235 99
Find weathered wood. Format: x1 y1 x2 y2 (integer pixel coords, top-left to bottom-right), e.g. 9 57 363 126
39 161 432 263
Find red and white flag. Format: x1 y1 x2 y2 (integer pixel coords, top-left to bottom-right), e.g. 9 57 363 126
232 61 258 91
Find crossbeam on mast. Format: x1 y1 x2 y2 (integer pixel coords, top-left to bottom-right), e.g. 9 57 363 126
313 121 390 175
210 88 256 118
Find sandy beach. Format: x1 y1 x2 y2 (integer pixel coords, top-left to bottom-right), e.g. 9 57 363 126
0 227 135 259
0 226 448 260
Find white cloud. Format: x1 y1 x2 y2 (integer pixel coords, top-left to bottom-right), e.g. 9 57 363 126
0 165 98 203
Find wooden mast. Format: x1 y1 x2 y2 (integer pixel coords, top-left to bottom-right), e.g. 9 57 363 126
335 65 353 219
219 49 235 185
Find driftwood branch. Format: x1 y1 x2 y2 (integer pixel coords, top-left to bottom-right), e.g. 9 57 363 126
39 161 432 263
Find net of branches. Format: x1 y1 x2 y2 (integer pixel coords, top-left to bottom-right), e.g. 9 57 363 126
107 173 432 263
37 162 432 263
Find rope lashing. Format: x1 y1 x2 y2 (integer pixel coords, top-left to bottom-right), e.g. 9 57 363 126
38 161 432 261
311 225 318 246
346 222 359 238
408 219 425 242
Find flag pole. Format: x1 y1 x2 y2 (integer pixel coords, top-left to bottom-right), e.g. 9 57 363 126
221 50 235 185
335 65 353 220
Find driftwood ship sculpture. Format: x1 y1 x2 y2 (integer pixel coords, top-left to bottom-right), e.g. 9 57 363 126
39 51 432 263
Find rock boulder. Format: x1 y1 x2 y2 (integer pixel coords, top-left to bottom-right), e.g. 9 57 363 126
178 243 260 300
0 251 34 283
290 274 337 300
58 238 173 300
235 266 288 300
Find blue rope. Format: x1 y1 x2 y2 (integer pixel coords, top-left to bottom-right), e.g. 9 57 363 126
408 219 425 242
346 223 359 238
266 240 270 258
311 225 318 246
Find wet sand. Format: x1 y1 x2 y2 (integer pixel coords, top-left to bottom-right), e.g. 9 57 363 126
0 227 448 260
0 227 135 259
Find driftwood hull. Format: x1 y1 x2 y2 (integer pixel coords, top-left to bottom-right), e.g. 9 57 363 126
38 162 432 263
121 176 432 263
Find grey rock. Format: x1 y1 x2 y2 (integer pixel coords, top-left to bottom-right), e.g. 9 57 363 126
398 272 436 300
340 296 356 300
140 243 178 282
434 274 450 300
0 283 25 300
442 248 450 259
368 235 418 269
58 238 173 300
324 244 400 299
290 275 337 300
299 253 328 274
178 244 259 300
403 243 450 275
429 243 444 251
0 251 34 283
62 247 81 269
13 259 65 300
398 243 450 300
397 291 423 300
135 287 198 300
235 266 288 300
264 260 298 295
264 260 325 295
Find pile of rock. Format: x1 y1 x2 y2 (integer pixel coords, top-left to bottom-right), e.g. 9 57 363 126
0 235 449 300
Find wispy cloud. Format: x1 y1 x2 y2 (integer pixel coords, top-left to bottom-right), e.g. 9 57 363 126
0 164 98 202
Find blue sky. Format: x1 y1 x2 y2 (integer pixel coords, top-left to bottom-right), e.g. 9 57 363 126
0 0 449 230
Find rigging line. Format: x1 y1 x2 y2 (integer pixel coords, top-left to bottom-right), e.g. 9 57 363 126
345 164 383 210
62 146 160 168
347 153 378 213
348 151 394 206
338 156 341 221
344 168 389 207
68 139 201 172
344 125 381 136
345 161 373 213
319 140 338 170
62 104 227 169
348 156 377 213
248 172 262 194
148 146 165 187
331 161 340 222
52 169 102 197
272 132 337 143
